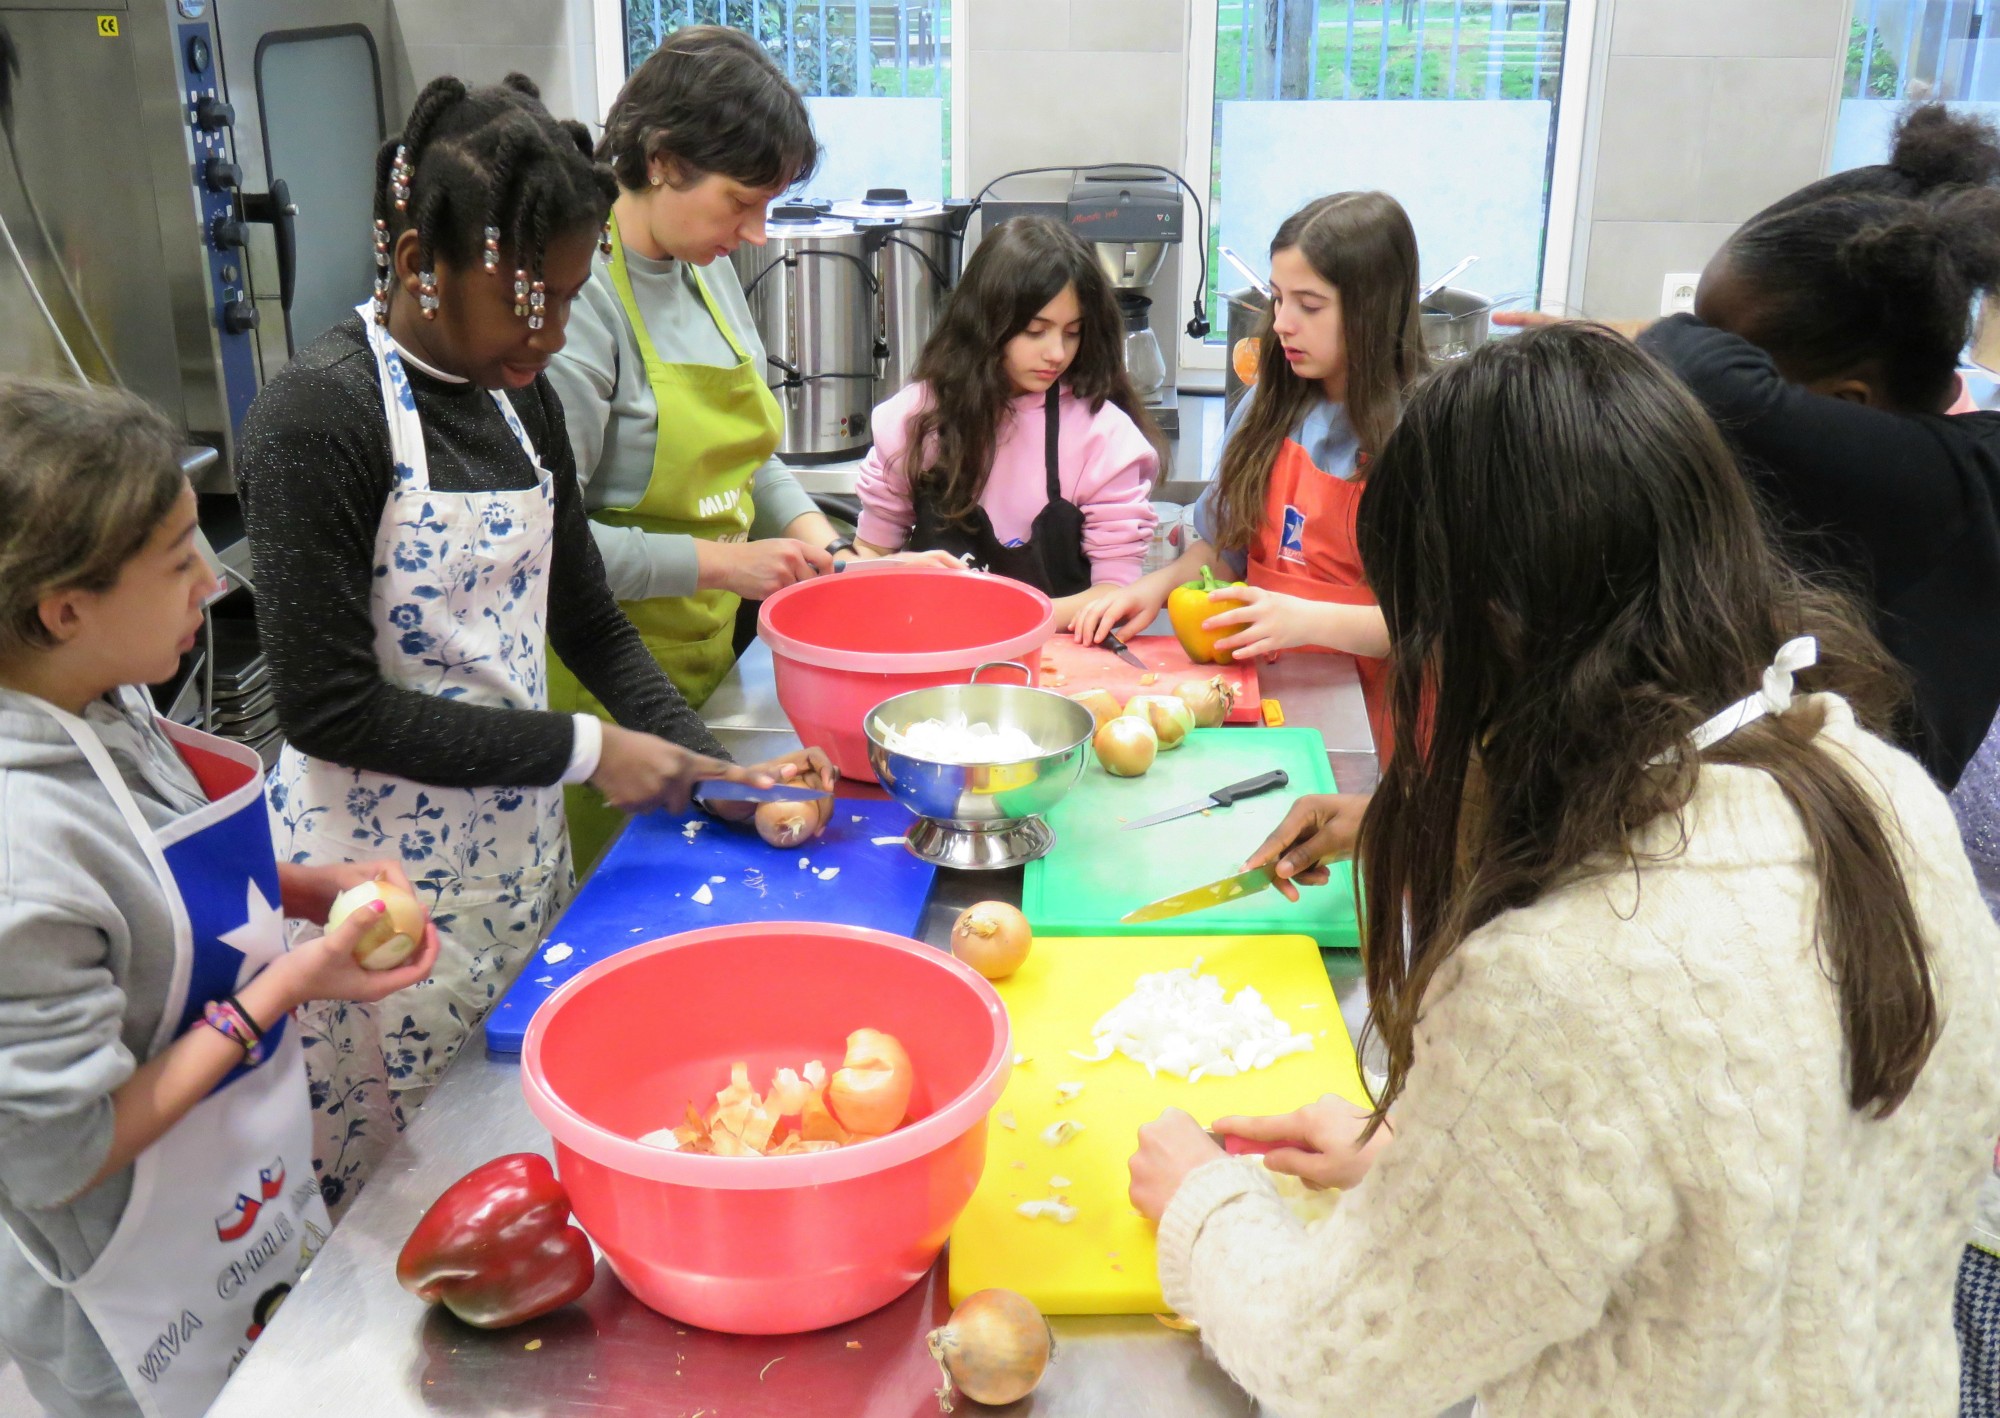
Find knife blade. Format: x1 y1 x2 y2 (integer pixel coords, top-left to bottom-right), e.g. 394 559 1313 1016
691 781 833 805
1100 631 1150 672
1119 864 1278 924
1120 769 1290 831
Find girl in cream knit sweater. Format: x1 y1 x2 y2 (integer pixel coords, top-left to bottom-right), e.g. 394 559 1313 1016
1130 325 2000 1417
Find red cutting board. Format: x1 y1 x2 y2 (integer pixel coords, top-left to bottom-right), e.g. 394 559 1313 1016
1038 632 1261 723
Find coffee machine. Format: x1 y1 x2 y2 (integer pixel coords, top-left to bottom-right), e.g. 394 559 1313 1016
1065 170 1183 435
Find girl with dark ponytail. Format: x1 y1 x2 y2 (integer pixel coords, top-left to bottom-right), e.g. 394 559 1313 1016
1632 104 2000 790
234 74 802 1205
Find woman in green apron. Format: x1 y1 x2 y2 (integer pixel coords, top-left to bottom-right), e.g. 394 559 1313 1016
547 27 858 869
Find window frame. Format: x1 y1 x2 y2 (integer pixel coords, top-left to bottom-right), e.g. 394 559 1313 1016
590 0 969 197
1177 0 1602 377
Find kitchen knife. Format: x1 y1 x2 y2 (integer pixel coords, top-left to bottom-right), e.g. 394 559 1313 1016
691 781 833 805
1119 863 1279 923
1119 769 1289 831
1100 631 1151 672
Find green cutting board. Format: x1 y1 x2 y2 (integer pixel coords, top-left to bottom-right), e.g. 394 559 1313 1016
1023 726 1360 950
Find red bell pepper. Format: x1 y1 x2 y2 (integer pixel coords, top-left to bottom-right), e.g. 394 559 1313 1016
395 1153 594 1329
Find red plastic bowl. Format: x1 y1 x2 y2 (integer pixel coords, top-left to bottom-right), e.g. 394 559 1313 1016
520 922 1012 1335
758 566 1055 781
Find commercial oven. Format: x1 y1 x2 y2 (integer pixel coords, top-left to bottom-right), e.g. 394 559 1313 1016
0 0 391 485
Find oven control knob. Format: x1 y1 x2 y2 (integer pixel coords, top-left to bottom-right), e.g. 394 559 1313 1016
221 299 260 335
211 217 248 251
203 158 241 192
193 95 235 132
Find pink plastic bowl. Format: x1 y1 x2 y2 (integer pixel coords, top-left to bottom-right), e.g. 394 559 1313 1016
758 566 1055 781
520 922 1012 1335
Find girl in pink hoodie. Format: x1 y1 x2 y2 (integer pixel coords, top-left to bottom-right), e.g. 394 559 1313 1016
852 217 1160 628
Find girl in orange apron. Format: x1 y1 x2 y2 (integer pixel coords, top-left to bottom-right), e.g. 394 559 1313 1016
1074 192 1429 757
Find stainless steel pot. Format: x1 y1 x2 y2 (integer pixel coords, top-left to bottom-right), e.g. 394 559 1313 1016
732 206 880 463
1223 285 1270 416
831 190 970 400
1419 287 1495 361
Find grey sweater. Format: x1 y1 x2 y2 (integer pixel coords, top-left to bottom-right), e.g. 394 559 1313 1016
0 686 207 1418
545 249 821 602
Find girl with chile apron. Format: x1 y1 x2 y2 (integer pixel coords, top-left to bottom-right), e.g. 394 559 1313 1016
234 75 791 1205
546 28 907 871
1075 192 1431 757
0 381 441 1418
852 216 1161 618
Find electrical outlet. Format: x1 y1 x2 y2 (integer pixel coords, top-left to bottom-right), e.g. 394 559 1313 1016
1660 272 1700 317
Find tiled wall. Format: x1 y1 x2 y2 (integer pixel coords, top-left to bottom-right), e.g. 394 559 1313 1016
1570 0 1849 319
384 0 601 132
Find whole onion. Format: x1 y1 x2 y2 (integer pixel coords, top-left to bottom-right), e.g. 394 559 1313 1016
951 901 1032 979
1067 688 1123 732
1174 674 1237 728
927 1288 1054 1412
1124 694 1194 750
1093 715 1157 776
329 881 427 971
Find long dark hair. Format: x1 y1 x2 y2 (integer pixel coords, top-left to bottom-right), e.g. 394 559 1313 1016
1207 191 1427 552
1719 104 2000 410
377 74 615 284
600 26 818 194
1354 325 1931 1127
905 216 1158 526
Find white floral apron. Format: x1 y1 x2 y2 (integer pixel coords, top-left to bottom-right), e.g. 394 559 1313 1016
266 303 572 1210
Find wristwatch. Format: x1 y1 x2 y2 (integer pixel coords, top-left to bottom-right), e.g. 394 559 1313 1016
825 536 856 557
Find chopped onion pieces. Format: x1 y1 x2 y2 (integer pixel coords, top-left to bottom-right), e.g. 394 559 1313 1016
873 713 1043 765
1081 963 1314 1080
1016 1199 1078 1224
1041 1120 1084 1147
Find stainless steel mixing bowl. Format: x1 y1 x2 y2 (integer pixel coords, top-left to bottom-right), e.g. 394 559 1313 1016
864 665 1095 870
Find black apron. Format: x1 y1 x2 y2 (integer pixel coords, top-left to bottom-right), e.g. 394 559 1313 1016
908 386 1094 597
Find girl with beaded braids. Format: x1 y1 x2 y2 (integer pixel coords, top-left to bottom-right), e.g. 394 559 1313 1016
234 74 816 1202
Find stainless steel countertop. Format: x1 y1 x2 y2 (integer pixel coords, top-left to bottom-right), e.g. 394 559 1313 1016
208 644 1384 1418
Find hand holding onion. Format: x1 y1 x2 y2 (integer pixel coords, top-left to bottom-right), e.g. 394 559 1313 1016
753 754 838 848
927 1288 1054 1412
329 879 430 971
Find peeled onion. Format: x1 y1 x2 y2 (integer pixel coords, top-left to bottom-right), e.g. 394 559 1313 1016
1124 694 1194 751
754 763 837 848
951 901 1032 979
1093 715 1157 777
927 1288 1054 1412
329 880 427 971
1174 675 1237 729
1067 688 1122 732
826 1028 914 1136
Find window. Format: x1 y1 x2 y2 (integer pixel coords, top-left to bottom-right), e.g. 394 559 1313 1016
1182 0 1599 370
599 1 961 199
1834 0 2000 172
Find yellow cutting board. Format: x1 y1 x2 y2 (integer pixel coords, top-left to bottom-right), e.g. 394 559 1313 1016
947 934 1366 1315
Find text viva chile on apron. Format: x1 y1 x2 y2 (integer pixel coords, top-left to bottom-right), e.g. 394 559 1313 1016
1244 432 1393 758
267 303 572 1175
907 385 1094 597
549 213 783 870
10 703 331 1418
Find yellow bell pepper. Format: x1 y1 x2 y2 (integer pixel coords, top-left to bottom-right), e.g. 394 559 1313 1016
1167 565 1249 665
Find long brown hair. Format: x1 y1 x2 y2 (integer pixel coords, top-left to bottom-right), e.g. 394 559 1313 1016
906 216 1158 526
1207 191 1427 552
1353 325 1932 1128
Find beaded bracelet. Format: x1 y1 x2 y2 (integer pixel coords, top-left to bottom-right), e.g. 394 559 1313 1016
202 996 268 1066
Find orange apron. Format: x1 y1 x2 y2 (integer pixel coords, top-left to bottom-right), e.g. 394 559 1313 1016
1244 439 1394 758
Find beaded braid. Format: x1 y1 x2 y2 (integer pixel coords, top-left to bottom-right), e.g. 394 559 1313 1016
369 71 616 328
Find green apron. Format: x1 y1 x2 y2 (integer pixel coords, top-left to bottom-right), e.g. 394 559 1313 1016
550 214 785 872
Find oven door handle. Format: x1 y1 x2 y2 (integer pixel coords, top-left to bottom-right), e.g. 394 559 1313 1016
239 178 297 313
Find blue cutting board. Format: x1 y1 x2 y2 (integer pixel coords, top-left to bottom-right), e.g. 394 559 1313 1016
483 797 938 1054
1021 726 1360 950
